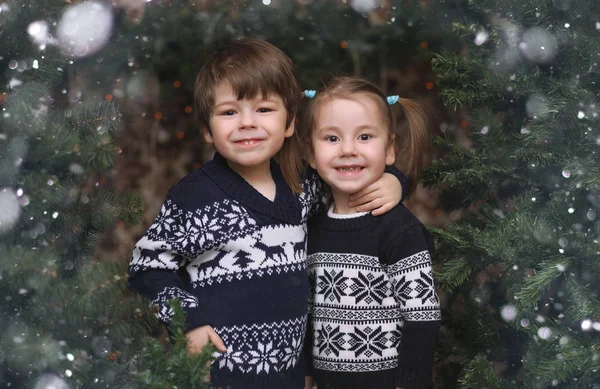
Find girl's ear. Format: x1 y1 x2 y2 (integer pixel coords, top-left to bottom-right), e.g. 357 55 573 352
386 135 396 165
308 153 317 169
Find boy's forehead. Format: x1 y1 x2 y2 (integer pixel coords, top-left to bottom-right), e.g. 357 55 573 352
214 81 282 102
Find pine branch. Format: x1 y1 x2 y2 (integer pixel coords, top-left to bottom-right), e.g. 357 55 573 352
435 257 475 293
136 300 214 388
514 259 570 308
564 276 600 321
458 354 513 389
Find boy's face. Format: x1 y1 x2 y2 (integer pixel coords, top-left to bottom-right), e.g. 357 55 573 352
205 82 294 176
309 94 395 199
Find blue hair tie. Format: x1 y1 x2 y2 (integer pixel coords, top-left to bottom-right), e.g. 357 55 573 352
386 95 399 105
304 90 316 99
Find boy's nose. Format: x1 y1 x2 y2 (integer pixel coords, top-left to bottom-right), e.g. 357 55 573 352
239 110 256 129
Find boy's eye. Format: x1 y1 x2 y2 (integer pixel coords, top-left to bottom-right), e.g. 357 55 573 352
325 135 339 142
257 107 273 113
358 134 372 141
222 110 236 116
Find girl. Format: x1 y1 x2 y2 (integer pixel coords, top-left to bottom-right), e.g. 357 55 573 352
302 77 441 389
127 40 407 389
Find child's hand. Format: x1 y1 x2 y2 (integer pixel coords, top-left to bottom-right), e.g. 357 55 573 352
185 325 227 354
305 376 316 389
348 172 402 215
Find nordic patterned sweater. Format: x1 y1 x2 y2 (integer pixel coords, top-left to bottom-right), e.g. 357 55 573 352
127 153 328 389
306 204 441 389
127 151 407 389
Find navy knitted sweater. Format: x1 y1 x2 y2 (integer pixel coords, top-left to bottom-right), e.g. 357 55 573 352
306 205 441 389
128 153 327 389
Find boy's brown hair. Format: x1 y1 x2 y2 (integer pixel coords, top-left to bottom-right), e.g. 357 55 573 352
194 39 304 193
300 76 430 194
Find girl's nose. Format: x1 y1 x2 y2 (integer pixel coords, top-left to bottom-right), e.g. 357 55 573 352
339 139 358 156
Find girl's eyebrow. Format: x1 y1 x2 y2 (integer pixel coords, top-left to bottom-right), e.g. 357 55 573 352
317 124 378 133
355 124 378 131
316 125 341 134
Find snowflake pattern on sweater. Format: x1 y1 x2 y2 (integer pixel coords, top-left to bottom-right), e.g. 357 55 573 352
309 251 438 369
127 154 325 389
306 205 441 389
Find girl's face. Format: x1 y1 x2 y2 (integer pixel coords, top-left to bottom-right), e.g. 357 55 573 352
309 94 395 198
205 81 295 177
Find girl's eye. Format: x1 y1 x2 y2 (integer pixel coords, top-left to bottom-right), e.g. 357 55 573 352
222 110 236 116
325 135 339 142
359 134 372 141
258 107 272 113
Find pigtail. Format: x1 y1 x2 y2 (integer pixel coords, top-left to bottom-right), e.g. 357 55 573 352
395 98 430 193
277 129 305 194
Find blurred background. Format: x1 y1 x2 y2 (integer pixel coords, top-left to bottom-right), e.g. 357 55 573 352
1 0 599 388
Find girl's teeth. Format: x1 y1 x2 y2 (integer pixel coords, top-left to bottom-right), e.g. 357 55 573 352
338 167 361 172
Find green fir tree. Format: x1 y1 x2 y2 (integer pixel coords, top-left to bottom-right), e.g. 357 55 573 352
427 0 600 387
0 1 212 388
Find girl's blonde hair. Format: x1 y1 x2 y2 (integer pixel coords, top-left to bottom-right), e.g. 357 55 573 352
300 76 430 194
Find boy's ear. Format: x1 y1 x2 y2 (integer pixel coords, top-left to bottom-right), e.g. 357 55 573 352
385 135 396 165
202 126 214 144
284 117 296 138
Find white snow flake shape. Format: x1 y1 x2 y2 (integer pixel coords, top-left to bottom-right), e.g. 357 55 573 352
211 317 305 375
280 337 303 370
248 341 279 374
172 218 200 250
151 204 175 235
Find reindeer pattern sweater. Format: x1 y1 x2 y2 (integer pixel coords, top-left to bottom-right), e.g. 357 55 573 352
127 153 327 389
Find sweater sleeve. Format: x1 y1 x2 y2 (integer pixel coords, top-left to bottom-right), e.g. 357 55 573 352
384 225 440 389
384 165 410 203
301 168 329 220
127 191 205 333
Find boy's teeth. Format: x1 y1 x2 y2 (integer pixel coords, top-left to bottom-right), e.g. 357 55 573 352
338 167 361 172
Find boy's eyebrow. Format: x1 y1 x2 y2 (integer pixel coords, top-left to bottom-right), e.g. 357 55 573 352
214 96 280 107
214 100 238 107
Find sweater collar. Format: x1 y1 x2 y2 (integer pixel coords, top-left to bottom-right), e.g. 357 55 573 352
316 203 377 231
202 152 300 224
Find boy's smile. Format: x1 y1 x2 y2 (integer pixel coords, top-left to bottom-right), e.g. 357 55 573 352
205 82 294 178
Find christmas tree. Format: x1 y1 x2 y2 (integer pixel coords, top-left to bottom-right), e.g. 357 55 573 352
427 0 600 387
0 0 451 387
0 1 214 387
5 0 599 388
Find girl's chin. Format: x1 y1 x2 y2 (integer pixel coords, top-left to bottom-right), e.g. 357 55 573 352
331 184 368 197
